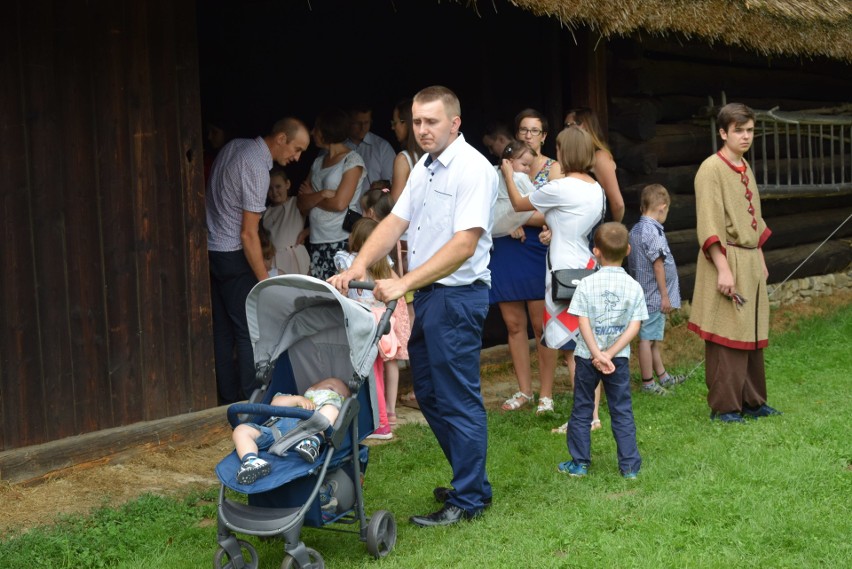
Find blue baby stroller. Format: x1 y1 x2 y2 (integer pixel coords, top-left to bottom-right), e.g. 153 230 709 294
213 275 397 569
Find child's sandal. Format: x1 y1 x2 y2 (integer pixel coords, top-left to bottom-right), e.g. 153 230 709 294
502 392 533 411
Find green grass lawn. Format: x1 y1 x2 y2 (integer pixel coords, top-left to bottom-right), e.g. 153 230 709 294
2 300 850 568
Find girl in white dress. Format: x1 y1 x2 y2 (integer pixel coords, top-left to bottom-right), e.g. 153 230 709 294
262 168 310 275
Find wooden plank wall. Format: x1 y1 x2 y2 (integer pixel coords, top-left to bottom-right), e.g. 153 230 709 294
0 0 215 452
600 36 852 299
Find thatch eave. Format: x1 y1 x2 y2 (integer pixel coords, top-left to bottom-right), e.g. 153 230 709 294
477 0 852 62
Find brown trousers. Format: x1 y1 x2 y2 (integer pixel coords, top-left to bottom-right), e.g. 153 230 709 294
704 341 767 414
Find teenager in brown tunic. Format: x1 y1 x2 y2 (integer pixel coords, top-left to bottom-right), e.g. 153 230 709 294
688 103 781 423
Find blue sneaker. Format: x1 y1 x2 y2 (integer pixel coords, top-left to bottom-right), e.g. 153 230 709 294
742 404 782 419
294 435 322 463
236 457 271 485
710 411 745 423
557 460 589 477
622 470 639 480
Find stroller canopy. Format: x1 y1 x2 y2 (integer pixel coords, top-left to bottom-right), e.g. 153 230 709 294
246 275 379 382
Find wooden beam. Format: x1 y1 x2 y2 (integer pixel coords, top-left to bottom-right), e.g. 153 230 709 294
0 406 231 485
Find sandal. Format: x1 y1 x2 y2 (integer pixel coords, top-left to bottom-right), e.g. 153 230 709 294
536 396 554 415
502 392 533 411
591 419 602 431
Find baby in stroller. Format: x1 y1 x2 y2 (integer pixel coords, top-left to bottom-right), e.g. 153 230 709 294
232 377 351 484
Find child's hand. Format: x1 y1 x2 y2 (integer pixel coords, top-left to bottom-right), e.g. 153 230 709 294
509 226 526 241
500 159 513 179
593 352 615 374
294 396 316 411
661 296 672 314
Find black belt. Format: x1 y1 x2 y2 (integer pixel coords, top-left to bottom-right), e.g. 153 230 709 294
416 279 487 293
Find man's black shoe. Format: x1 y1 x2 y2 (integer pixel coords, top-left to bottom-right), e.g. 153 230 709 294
410 503 480 527
433 486 451 502
433 486 492 508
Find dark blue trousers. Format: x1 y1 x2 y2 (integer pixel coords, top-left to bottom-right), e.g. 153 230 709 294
209 250 259 404
568 356 642 474
410 282 492 514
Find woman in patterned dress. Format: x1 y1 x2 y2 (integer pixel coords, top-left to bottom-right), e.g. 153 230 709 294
491 109 564 415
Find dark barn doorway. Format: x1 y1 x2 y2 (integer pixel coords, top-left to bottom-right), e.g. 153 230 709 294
196 0 568 347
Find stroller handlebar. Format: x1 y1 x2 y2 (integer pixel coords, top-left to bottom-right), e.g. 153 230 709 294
226 403 314 428
347 280 399 316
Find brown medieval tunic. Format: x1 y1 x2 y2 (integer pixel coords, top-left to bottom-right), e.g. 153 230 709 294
688 152 771 350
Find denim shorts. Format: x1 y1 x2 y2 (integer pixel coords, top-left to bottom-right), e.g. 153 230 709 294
639 310 665 341
251 418 293 451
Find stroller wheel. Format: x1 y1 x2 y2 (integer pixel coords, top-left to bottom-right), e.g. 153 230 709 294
366 510 397 558
280 547 324 569
212 539 259 569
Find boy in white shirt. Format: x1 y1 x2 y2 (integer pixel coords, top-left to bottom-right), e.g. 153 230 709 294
558 222 648 479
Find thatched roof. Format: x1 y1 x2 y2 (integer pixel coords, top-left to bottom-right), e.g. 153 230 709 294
498 0 852 62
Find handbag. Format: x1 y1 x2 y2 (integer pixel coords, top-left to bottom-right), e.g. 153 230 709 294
342 208 362 232
551 268 596 302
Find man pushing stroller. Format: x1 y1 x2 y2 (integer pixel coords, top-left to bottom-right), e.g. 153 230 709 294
232 377 350 484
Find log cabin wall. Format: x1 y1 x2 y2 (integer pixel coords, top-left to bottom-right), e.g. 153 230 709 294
602 36 852 300
3 0 850 453
0 0 214 451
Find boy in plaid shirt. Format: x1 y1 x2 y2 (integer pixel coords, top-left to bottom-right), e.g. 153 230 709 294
558 222 647 479
627 184 684 396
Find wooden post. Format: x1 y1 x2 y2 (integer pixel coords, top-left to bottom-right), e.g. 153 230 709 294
567 27 608 133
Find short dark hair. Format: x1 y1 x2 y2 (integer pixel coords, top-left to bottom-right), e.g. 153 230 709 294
594 222 630 262
513 108 549 136
717 103 755 132
270 117 307 139
484 120 513 139
414 85 461 118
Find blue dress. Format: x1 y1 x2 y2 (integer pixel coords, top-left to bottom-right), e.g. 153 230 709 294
487 159 554 304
